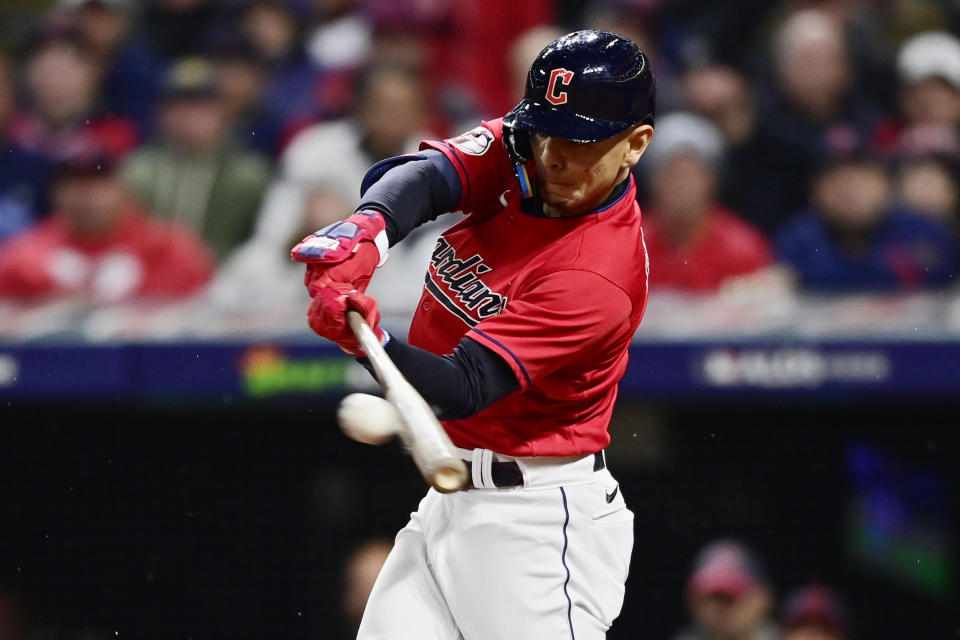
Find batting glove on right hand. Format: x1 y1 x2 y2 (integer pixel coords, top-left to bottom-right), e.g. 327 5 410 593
290 210 388 296
307 282 386 358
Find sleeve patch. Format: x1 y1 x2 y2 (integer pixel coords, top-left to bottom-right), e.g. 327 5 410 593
449 126 495 156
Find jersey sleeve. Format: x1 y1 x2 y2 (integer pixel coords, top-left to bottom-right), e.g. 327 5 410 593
465 269 634 390
419 118 515 214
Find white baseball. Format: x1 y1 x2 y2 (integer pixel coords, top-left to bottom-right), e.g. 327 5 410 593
337 393 402 445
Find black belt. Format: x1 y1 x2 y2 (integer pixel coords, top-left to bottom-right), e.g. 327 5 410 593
464 451 605 489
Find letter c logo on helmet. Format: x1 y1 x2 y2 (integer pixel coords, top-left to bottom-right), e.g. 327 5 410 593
545 68 574 105
504 30 656 144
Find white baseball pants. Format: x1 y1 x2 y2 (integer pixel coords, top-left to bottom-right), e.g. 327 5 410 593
356 449 634 640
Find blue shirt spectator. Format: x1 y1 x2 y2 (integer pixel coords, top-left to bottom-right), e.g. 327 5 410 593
0 52 51 243
64 0 166 137
99 36 166 137
0 145 51 245
776 136 958 292
776 208 957 291
237 0 325 137
211 34 287 155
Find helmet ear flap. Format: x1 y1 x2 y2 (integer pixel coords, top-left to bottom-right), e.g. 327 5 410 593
503 125 536 200
503 125 532 164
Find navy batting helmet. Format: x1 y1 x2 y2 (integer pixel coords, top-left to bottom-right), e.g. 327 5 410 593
503 30 656 144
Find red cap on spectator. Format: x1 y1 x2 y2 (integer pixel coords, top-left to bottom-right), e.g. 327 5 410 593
781 584 849 637
52 139 116 177
686 539 769 599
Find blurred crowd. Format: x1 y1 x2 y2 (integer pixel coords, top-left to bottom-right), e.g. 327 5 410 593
0 0 958 315
672 539 852 640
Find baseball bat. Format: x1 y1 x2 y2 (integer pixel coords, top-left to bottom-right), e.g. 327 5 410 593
346 310 468 493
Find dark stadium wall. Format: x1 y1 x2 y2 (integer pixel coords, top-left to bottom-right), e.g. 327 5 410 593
0 399 955 640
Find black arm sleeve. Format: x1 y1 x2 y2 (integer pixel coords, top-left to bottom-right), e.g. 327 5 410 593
360 334 520 420
357 150 462 246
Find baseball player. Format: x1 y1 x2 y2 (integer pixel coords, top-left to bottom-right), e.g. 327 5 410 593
292 30 655 639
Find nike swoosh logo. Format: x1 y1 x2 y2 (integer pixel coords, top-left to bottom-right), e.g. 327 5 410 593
498 190 511 207
605 485 619 503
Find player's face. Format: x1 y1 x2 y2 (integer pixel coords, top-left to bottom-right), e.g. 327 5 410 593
530 125 653 217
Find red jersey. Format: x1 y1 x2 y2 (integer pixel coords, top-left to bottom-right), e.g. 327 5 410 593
642 206 772 292
409 119 648 457
0 206 213 301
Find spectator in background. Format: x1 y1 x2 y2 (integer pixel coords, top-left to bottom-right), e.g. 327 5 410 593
641 112 773 293
788 0 903 111
0 52 51 244
209 62 441 322
890 31 960 220
770 10 852 129
60 0 165 136
893 153 958 229
779 585 849 640
142 0 221 61
650 0 778 73
212 34 286 155
236 62 428 269
673 539 778 640
304 0 372 119
121 57 272 261
306 0 370 72
340 538 392 638
682 64 797 234
0 145 212 301
896 31 960 131
775 150 957 291
8 19 139 163
758 10 894 216
206 185 350 310
890 90 960 234
236 0 323 131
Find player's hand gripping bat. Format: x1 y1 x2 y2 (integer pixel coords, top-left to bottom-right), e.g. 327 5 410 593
340 310 468 493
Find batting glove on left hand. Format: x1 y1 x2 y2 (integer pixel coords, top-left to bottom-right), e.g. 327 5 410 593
307 282 387 357
290 210 388 296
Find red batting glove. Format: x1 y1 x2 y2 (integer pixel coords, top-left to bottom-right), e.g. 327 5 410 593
307 283 386 357
290 210 388 296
